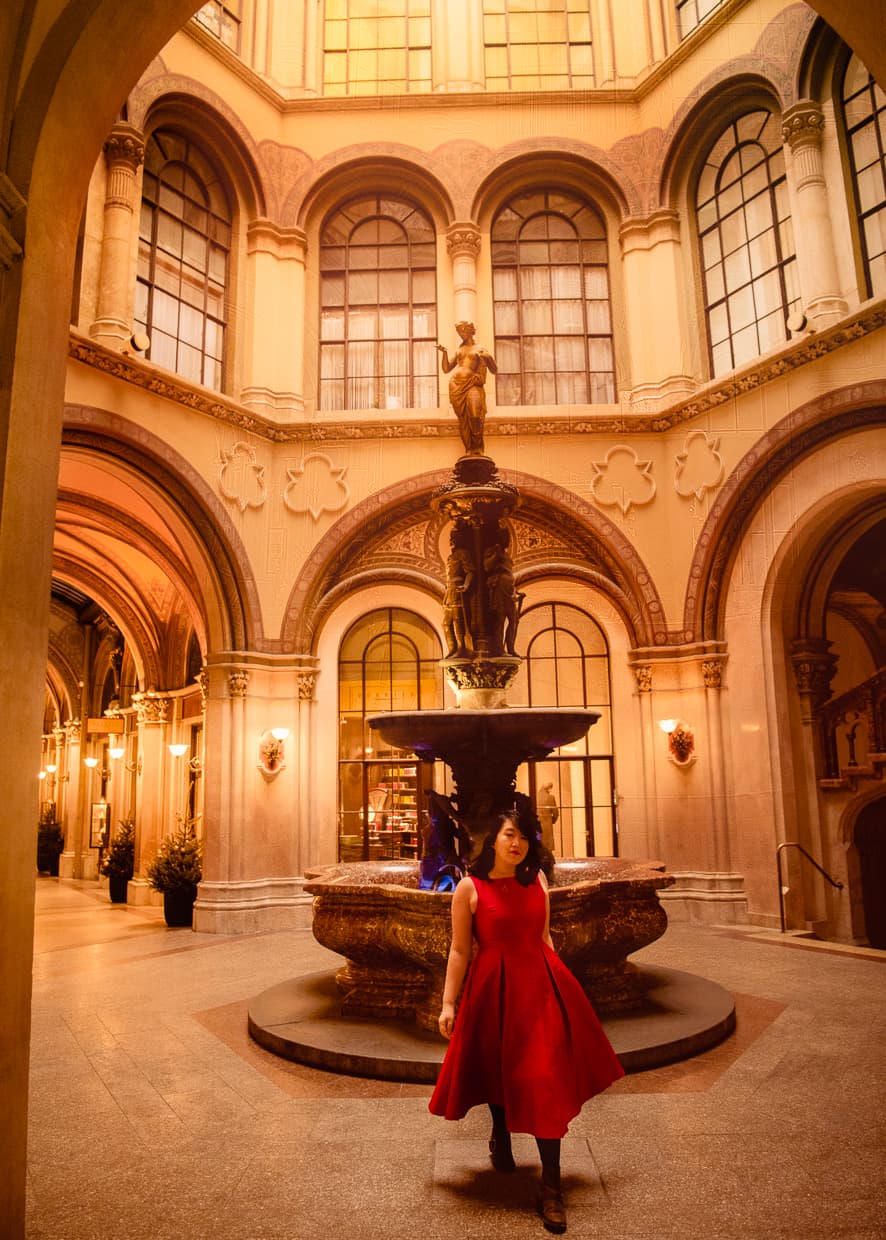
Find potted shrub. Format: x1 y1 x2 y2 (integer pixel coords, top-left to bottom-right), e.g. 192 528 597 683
147 817 203 927
100 816 135 903
36 816 64 876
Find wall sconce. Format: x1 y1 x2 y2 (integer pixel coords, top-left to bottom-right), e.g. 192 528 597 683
168 743 189 758
658 718 696 767
109 745 142 775
258 727 289 777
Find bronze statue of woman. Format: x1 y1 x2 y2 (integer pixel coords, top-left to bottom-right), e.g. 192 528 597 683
437 322 497 456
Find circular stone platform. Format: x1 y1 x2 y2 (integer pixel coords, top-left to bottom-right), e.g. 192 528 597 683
248 965 736 1082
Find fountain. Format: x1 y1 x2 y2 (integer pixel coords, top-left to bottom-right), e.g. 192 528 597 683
249 326 735 1078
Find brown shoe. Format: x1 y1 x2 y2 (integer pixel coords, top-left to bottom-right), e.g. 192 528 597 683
488 1132 516 1173
537 1169 567 1233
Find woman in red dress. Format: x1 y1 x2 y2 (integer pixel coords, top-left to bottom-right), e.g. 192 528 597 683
429 806 624 1233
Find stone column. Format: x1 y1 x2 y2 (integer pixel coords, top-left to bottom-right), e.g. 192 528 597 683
296 667 319 872
128 691 172 906
619 210 696 408
782 101 849 328
89 123 145 348
787 637 838 930
57 720 82 879
446 222 481 329
242 220 307 418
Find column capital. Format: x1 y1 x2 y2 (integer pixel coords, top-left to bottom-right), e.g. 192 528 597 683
446 221 481 259
131 691 172 724
297 670 318 701
790 638 837 712
781 100 825 152
103 122 146 171
228 669 250 698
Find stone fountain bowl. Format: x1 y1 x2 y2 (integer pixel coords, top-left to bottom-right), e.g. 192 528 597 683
304 857 674 1033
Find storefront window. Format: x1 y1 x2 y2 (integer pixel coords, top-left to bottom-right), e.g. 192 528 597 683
338 608 447 861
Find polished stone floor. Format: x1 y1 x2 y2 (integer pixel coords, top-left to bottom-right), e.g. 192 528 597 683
27 877 885 1239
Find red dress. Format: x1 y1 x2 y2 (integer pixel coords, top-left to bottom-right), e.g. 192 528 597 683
429 874 624 1139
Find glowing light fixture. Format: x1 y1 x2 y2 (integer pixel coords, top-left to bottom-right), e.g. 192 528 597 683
108 746 126 761
168 743 189 758
83 756 99 769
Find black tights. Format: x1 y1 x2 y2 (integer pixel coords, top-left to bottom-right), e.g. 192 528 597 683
488 1104 560 1171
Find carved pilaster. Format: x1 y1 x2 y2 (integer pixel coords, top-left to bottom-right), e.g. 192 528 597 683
702 659 724 689
102 123 145 211
297 671 318 702
132 691 171 724
791 638 837 719
446 222 481 259
64 719 82 743
780 101 848 326
228 669 250 698
446 222 481 326
633 664 652 693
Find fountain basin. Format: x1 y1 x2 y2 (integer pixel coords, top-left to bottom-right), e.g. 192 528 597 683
304 857 673 1033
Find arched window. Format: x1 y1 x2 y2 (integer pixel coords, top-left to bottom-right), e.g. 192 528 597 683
676 0 725 41
323 0 431 96
696 109 799 377
491 189 615 405
510 601 616 857
483 1 593 91
840 54 886 299
136 130 231 391
338 608 446 861
319 196 437 411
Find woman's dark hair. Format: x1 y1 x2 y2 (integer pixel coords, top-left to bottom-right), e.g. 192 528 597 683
469 793 544 886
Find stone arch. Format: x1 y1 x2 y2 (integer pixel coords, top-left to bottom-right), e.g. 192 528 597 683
471 144 635 224
289 150 456 232
130 84 267 217
61 404 263 654
281 468 664 653
683 380 886 643
659 71 790 211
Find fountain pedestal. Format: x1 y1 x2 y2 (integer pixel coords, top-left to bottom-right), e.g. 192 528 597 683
304 857 673 1033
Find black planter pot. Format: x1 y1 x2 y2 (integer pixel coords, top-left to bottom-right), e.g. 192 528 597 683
108 875 129 903
163 887 197 927
37 851 61 876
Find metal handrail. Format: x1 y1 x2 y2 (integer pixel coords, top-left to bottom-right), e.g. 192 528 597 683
776 842 844 934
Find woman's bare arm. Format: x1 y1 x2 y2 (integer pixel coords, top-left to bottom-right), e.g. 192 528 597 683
538 869 555 951
438 876 476 1038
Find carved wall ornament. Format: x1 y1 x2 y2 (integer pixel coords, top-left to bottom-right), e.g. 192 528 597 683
590 445 656 515
103 125 146 172
228 669 250 698
64 719 82 743
781 101 826 151
446 223 481 259
674 430 724 501
131 691 171 724
633 664 653 693
283 452 350 521
297 671 318 701
217 441 268 512
702 659 723 689
195 668 208 706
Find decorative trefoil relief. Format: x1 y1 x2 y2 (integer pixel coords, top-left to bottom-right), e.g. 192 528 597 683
284 453 350 521
674 430 724 501
217 441 268 512
590 445 655 515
